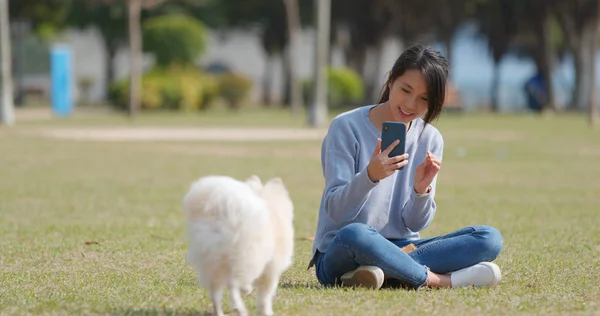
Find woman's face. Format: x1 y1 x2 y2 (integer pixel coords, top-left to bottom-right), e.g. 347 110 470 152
387 68 429 124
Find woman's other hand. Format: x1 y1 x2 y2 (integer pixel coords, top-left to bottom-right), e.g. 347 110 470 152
414 151 441 194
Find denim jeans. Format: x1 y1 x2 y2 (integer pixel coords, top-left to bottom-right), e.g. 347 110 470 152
314 223 503 289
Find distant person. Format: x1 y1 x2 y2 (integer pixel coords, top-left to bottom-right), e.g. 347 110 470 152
524 72 546 112
307 44 503 290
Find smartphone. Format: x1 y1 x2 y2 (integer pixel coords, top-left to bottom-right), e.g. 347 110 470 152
381 121 407 170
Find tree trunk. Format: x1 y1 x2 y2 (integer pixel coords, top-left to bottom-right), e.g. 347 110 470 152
0 0 14 125
345 46 367 103
367 40 386 103
104 38 119 91
444 33 453 79
128 0 142 118
13 19 25 107
538 13 557 112
345 45 367 78
282 50 291 107
589 15 599 126
490 59 500 112
262 53 274 107
102 40 118 97
570 37 595 112
555 10 595 111
308 0 330 127
571 45 585 110
283 0 303 114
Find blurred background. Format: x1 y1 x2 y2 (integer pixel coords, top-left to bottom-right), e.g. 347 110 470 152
0 0 599 126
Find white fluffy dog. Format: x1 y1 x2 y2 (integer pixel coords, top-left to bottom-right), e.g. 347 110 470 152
183 174 294 316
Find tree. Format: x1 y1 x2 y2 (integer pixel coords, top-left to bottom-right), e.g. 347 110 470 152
283 0 303 114
182 0 312 108
588 5 599 126
419 0 473 76
551 0 600 112
260 8 287 106
330 0 400 102
331 0 450 102
9 0 71 40
473 0 520 112
517 0 560 112
0 0 14 125
142 14 208 68
9 0 71 106
475 0 566 112
67 1 129 94
309 0 330 127
85 0 168 117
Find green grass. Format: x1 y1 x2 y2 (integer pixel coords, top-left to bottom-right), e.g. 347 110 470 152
1 109 599 315
15 105 322 128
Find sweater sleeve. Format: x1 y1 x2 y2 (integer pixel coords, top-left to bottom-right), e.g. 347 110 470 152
401 132 444 232
321 120 378 224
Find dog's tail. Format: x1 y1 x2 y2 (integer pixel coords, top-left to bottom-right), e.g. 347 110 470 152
182 176 252 222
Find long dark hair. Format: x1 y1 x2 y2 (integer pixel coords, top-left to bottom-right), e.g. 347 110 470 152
378 44 449 125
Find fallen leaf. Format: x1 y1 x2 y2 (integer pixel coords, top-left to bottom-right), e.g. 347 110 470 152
84 241 100 246
151 234 169 240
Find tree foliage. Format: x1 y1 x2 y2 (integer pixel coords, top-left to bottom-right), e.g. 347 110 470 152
9 0 71 40
143 14 208 67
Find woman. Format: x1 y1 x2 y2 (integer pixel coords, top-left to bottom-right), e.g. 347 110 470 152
307 44 503 290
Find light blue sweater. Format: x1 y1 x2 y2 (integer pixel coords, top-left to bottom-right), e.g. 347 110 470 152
308 104 444 268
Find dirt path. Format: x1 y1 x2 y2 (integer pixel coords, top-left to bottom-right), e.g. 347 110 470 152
33 126 328 142
12 107 329 142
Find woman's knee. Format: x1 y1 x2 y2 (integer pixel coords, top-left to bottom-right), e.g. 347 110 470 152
473 225 503 260
334 222 375 247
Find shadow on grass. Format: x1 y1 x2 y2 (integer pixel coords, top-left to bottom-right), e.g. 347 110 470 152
279 280 417 292
108 284 323 316
278 281 323 290
108 308 211 316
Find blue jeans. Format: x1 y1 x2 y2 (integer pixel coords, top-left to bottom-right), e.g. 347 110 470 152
314 223 503 289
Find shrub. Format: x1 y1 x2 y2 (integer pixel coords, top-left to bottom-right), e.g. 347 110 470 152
143 15 208 68
199 75 220 111
107 80 129 110
328 67 364 107
218 74 253 110
107 66 218 111
303 67 365 108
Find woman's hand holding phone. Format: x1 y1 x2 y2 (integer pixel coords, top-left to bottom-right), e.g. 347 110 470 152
367 138 409 182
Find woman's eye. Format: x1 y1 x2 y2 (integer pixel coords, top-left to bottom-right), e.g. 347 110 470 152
401 88 410 94
421 97 428 102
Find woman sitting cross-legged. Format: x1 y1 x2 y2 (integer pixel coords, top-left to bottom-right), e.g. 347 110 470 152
307 44 503 290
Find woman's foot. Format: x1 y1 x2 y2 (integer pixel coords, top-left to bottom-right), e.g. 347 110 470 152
450 262 502 288
340 266 385 290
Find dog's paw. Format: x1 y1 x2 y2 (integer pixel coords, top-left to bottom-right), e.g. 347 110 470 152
241 285 253 296
256 306 274 316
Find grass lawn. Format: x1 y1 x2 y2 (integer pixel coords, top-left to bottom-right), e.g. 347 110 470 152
14 105 320 128
1 109 599 315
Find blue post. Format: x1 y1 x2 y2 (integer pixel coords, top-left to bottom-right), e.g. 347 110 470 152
50 45 73 117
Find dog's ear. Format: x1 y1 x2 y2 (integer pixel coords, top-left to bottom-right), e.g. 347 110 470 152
263 177 289 196
246 175 263 192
